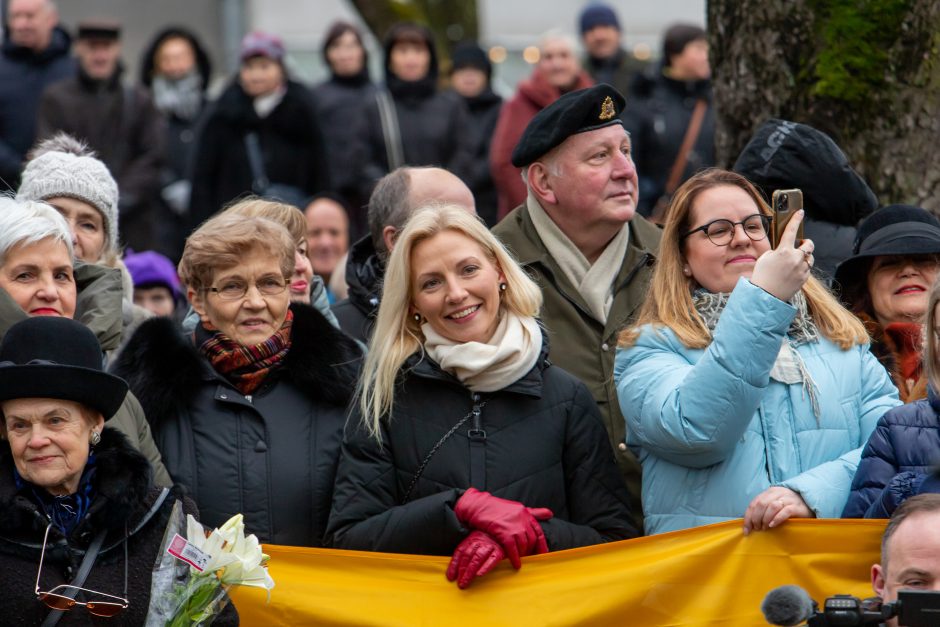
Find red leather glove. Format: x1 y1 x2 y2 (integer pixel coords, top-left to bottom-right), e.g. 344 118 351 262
454 487 553 569
446 531 505 589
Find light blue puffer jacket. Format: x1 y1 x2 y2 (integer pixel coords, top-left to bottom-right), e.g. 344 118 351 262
615 279 900 535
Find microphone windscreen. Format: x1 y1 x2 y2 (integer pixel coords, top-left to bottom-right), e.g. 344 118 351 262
761 585 815 626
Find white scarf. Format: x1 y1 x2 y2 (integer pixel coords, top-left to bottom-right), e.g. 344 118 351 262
526 194 630 324
422 312 542 393
253 85 286 118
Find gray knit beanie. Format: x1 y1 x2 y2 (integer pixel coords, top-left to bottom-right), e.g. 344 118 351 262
17 133 120 255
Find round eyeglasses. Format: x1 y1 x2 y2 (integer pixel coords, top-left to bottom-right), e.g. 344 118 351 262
206 276 288 301
681 214 772 246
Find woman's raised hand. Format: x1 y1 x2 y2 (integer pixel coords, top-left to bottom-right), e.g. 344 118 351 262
750 210 815 302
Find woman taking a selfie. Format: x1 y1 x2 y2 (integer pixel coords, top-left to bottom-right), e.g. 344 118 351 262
615 169 900 535
327 205 636 589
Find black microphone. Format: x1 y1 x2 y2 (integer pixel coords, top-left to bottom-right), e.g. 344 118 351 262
762 585 818 626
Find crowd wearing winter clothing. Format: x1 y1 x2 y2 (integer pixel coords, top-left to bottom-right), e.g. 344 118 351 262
6 1 940 620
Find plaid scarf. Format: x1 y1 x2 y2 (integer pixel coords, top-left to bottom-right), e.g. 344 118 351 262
196 310 294 395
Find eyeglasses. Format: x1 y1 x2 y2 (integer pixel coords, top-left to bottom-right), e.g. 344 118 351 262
35 524 128 617
681 214 772 246
206 276 288 301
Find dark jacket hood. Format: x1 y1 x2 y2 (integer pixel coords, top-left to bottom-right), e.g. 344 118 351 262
1 25 71 62
111 301 362 430
138 26 213 90
733 118 878 227
0 427 153 540
344 235 385 316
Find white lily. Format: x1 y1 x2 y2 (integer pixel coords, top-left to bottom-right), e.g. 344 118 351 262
185 514 239 575
206 514 275 591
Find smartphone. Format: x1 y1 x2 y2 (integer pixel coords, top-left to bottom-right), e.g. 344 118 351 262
770 189 804 248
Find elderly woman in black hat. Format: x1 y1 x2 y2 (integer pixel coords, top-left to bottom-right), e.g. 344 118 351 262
0 316 237 625
835 205 940 402
0 197 171 487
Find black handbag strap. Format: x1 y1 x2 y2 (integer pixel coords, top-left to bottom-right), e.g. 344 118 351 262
243 132 269 192
40 528 108 627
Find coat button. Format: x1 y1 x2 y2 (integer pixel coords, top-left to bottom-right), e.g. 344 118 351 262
219 393 227 400
601 343 609 352
254 440 268 453
618 443 627 451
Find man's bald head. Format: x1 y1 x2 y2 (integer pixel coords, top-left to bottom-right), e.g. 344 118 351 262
368 166 475 259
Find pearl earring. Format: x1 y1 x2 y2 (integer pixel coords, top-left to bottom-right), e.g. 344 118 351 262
499 282 507 292
413 313 421 323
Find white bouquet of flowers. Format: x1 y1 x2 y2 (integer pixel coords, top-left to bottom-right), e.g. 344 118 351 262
146 501 274 626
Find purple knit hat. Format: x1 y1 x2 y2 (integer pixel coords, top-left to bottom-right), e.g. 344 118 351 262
124 250 182 298
240 30 285 62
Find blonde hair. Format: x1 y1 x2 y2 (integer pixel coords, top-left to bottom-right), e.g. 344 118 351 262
222 196 306 243
178 213 294 291
618 169 868 350
358 204 542 439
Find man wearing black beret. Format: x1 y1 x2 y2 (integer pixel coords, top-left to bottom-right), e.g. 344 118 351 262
493 83 660 530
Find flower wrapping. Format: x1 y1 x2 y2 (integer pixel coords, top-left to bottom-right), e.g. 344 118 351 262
145 501 274 626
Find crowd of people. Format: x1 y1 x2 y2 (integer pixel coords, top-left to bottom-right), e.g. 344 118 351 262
2 0 940 621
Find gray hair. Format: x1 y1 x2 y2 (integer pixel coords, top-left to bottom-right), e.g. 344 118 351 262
0 197 74 267
368 167 415 259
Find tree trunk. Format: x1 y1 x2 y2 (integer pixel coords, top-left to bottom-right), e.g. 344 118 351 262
708 0 940 211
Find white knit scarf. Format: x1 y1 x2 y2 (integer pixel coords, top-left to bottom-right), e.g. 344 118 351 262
526 194 629 324
422 312 542 393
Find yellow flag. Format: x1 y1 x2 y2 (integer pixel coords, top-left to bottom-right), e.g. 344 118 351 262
231 518 886 626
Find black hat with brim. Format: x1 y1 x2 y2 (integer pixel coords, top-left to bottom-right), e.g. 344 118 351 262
511 83 626 167
0 317 128 419
833 204 940 291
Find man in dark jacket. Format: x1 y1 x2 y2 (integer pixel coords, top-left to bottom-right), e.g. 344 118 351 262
493 84 661 530
333 166 475 344
579 3 645 100
37 20 165 252
621 23 714 219
0 0 75 190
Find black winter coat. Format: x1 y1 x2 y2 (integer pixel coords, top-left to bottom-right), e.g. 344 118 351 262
0 428 237 626
311 76 376 237
0 27 75 189
843 389 940 518
621 68 715 217
456 87 503 227
111 303 361 547
331 235 383 344
325 337 638 555
188 80 330 226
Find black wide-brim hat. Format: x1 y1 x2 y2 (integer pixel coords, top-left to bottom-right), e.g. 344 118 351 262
0 317 128 419
833 204 940 291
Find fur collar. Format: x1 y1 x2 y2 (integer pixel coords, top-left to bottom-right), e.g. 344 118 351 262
0 428 153 541
111 302 362 429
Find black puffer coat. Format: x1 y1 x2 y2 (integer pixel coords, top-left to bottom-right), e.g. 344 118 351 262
457 87 503 227
111 303 361 547
325 335 638 555
621 67 715 217
0 428 237 626
188 79 330 226
331 235 384 344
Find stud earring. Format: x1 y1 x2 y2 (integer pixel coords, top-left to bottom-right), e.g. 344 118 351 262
499 282 507 292
682 266 691 277
90 431 101 446
413 313 422 323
